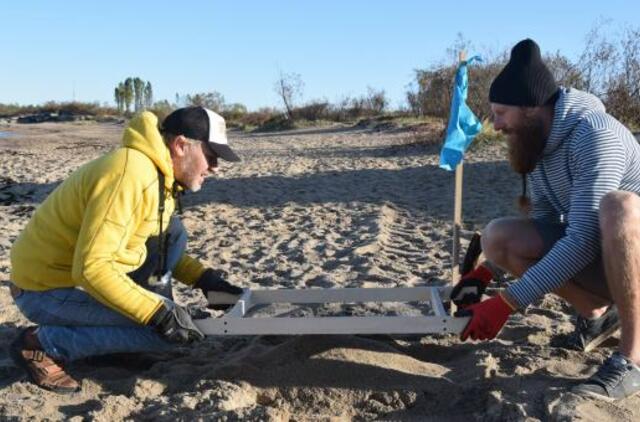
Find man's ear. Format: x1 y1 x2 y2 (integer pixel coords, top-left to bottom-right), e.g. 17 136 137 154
168 135 189 157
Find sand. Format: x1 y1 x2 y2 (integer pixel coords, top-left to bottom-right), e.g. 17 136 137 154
1 120 639 421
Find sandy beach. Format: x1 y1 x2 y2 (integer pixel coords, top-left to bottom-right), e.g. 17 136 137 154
1 121 638 421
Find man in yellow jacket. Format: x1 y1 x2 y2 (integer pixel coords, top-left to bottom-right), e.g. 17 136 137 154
9 107 243 393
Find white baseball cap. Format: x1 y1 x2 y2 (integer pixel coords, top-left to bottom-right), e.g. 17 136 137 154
161 106 240 162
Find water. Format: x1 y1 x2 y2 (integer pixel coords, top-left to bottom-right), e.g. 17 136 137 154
0 131 12 138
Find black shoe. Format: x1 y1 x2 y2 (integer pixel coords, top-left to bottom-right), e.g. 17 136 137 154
566 306 620 352
572 352 640 401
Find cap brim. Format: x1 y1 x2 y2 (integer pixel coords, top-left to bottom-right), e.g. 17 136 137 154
207 142 241 162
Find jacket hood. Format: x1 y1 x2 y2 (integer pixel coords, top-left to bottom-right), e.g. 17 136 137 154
543 87 606 156
122 112 174 189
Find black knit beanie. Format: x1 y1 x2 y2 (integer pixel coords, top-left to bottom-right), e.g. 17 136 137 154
489 39 558 106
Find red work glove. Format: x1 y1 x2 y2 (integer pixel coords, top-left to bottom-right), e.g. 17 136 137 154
457 293 515 341
449 265 494 308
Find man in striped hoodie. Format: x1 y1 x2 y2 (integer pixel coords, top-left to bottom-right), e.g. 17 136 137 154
450 39 640 401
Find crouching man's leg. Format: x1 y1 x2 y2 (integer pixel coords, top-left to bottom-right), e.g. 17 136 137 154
482 217 618 351
573 191 640 401
10 287 172 393
9 217 189 394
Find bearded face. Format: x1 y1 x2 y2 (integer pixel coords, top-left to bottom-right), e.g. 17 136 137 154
170 137 215 192
505 116 547 174
491 104 548 174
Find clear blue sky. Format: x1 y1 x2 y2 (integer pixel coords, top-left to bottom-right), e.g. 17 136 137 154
1 0 637 110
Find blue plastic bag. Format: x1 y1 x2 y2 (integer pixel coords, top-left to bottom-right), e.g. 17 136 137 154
439 56 483 171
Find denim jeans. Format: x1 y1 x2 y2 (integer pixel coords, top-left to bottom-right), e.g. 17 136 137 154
13 216 189 362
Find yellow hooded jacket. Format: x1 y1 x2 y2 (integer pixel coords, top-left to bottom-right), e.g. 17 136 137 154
10 112 206 324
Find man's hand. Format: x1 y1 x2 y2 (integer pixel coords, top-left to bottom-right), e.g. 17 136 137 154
456 293 515 341
449 264 494 308
195 269 243 311
150 302 205 344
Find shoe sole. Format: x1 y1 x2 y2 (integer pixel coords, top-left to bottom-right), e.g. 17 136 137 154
574 386 640 403
9 333 80 394
573 386 619 402
583 325 621 353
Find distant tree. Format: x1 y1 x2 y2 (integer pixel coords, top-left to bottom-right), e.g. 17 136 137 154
123 78 134 114
144 82 153 109
603 27 640 127
544 51 585 89
446 32 474 65
133 77 145 112
411 47 506 121
274 71 303 120
405 82 422 116
294 100 329 121
184 91 225 112
406 25 640 128
114 85 124 114
365 87 388 114
222 102 247 121
148 100 174 121
113 77 153 114
575 20 618 96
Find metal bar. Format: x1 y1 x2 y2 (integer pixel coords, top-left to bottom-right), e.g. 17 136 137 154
194 315 470 336
438 285 454 299
225 289 252 318
208 291 245 305
208 287 432 305
429 287 447 317
197 287 466 337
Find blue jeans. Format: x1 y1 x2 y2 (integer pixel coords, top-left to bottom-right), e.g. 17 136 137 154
13 216 189 362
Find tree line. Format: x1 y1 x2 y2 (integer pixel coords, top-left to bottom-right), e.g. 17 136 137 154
147 22 640 131
114 77 153 114
4 22 638 132
405 24 640 129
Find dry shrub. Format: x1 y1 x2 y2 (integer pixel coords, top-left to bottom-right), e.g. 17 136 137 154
293 101 330 121
408 24 640 130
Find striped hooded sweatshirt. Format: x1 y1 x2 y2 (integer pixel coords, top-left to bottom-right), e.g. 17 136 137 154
507 87 640 308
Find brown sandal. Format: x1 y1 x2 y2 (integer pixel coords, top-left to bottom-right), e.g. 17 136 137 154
10 327 80 394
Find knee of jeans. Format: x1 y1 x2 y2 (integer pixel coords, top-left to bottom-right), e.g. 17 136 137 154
14 294 45 323
168 217 187 253
168 217 187 240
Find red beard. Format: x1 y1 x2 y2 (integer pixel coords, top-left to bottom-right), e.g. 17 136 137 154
505 117 547 174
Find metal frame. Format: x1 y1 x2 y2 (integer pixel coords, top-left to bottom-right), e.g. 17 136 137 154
194 286 470 336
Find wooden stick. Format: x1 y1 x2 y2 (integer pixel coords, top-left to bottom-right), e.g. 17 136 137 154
452 163 463 283
450 50 467 315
